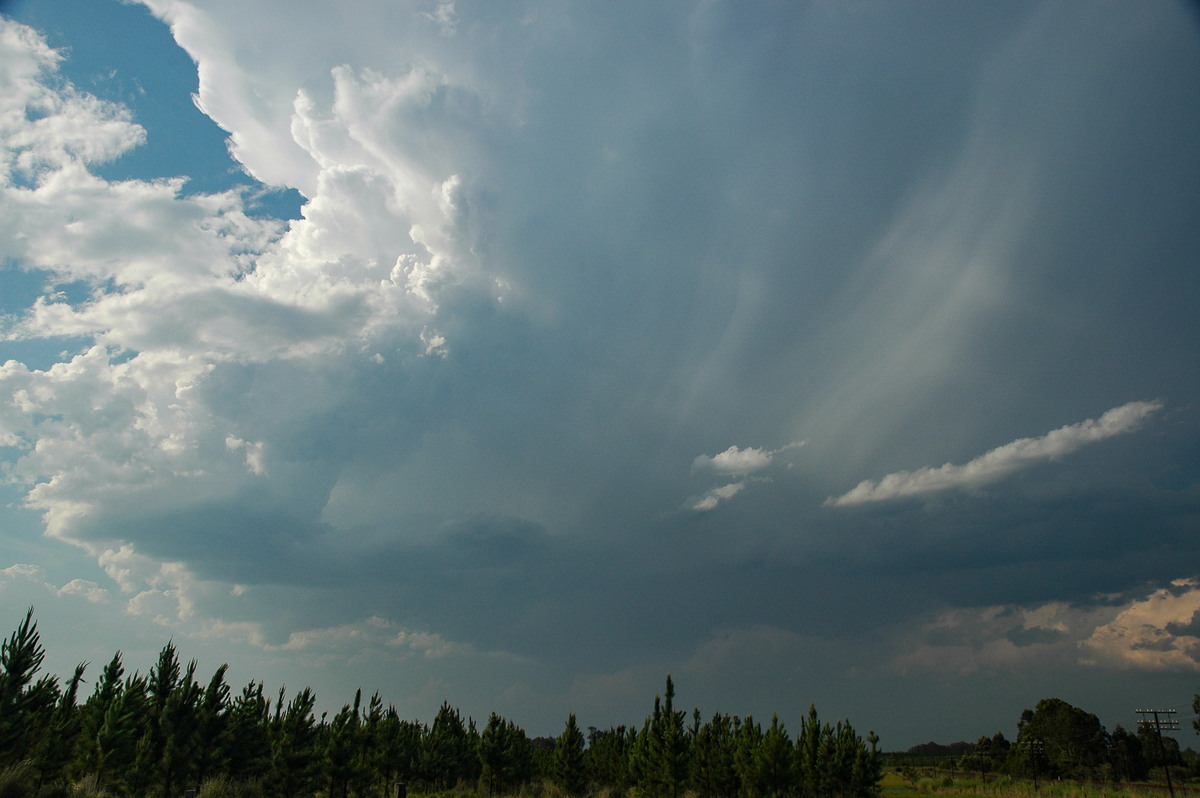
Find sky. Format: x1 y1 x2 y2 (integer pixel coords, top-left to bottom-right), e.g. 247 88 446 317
1 0 1199 750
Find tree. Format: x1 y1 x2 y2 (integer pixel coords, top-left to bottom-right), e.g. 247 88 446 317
325 691 362 798
0 608 60 768
419 702 474 790
34 661 86 786
796 704 825 798
1017 696 1108 772
194 664 232 786
479 712 533 796
585 725 632 792
690 712 737 798
158 658 203 795
757 715 795 798
270 687 321 798
1017 698 1109 778
1108 725 1147 782
551 713 587 796
226 681 272 783
634 675 690 798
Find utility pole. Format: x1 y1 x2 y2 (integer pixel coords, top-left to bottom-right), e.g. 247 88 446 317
1018 739 1044 791
1135 708 1179 798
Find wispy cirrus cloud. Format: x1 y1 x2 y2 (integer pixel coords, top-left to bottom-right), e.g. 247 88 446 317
826 400 1162 507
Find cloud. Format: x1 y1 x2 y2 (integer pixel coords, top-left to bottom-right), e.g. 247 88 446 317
693 445 773 476
1082 580 1200 671
689 442 804 510
1 0 1199 744
690 481 745 512
826 400 1163 506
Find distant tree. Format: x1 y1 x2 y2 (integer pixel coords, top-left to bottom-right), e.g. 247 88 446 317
1108 724 1147 782
1137 720 1182 770
1017 698 1109 778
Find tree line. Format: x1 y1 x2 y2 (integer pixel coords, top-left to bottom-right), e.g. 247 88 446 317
898 697 1193 784
0 608 882 798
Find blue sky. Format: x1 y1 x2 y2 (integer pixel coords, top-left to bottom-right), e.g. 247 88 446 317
1 0 1199 749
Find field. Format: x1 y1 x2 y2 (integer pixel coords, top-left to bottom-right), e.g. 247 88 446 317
880 768 1193 798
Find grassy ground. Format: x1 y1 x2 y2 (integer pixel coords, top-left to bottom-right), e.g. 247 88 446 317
880 768 1188 798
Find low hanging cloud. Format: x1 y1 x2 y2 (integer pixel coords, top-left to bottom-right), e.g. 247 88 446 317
826 400 1163 507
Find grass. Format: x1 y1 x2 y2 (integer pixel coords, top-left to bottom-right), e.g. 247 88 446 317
880 768 1189 798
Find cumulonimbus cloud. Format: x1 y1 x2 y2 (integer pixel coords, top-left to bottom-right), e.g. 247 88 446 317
825 400 1162 507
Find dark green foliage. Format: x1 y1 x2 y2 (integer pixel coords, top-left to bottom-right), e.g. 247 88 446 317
550 714 586 796
689 712 737 798
0 609 60 770
632 675 690 798
478 713 533 796
419 702 476 790
584 725 631 791
2 609 894 798
1017 697 1109 778
757 715 795 798
269 686 321 798
1109 724 1147 781
226 681 272 782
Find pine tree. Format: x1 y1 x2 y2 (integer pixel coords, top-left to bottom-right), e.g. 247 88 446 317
226 681 272 783
0 608 59 768
419 702 473 790
270 687 321 798
757 715 795 798
159 659 203 795
635 675 690 798
584 725 631 792
732 715 763 798
34 661 86 786
690 712 737 798
194 664 232 786
796 704 824 798
551 713 587 796
325 691 362 798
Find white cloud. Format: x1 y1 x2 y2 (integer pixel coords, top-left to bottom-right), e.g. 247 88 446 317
56 578 110 604
1082 580 1200 671
826 400 1162 506
693 445 772 475
690 481 745 512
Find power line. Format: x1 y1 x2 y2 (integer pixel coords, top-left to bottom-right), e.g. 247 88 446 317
1135 708 1179 798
